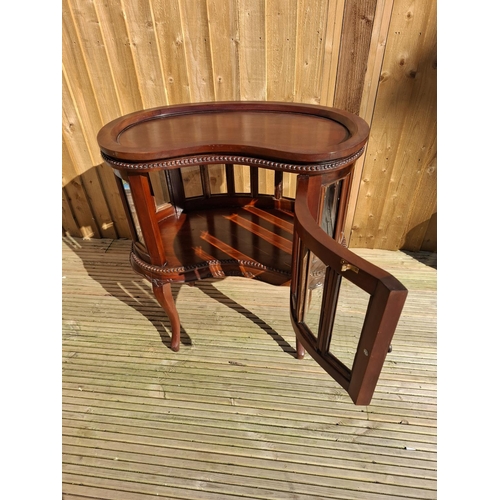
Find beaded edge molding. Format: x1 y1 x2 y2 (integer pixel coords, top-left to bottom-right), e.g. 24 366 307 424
101 148 364 174
130 250 291 284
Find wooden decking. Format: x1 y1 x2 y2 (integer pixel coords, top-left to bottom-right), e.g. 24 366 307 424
62 237 437 500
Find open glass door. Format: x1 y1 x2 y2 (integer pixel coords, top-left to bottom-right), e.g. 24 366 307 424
290 175 408 405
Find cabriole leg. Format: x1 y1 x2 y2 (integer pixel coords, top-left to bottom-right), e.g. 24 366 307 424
153 282 181 352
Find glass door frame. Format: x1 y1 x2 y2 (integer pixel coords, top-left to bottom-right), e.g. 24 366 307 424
290 174 408 405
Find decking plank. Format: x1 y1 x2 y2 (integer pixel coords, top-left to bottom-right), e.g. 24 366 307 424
63 453 426 500
62 425 436 490
62 368 437 406
62 410 436 467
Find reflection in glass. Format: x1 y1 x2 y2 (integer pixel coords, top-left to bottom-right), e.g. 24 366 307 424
282 172 297 199
122 180 145 245
181 166 204 198
208 164 227 194
258 167 274 195
149 171 170 209
233 164 251 193
329 277 370 370
321 181 341 238
303 251 327 338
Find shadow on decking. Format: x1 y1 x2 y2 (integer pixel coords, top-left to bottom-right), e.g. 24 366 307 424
63 237 295 356
400 250 437 270
195 281 296 357
63 237 191 350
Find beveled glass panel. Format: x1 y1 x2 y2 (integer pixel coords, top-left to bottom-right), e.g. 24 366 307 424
329 277 371 370
208 164 227 194
234 164 251 193
320 181 341 237
282 172 297 199
302 252 328 337
181 166 204 198
258 168 274 195
122 180 145 245
149 171 170 209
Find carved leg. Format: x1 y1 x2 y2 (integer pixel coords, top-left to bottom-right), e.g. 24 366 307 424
153 282 181 352
296 338 305 359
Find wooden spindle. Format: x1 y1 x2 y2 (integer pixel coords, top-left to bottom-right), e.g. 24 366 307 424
225 164 235 196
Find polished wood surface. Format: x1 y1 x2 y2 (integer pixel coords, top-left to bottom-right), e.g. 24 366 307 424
161 205 293 283
97 101 369 164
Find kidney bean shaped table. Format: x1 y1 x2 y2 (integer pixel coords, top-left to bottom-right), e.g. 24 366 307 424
98 101 407 405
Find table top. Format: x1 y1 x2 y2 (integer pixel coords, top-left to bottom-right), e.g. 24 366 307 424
97 101 369 164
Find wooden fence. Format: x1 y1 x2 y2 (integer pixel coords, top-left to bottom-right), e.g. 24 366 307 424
62 0 436 251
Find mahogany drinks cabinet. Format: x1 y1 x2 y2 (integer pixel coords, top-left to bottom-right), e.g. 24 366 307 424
98 102 408 405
